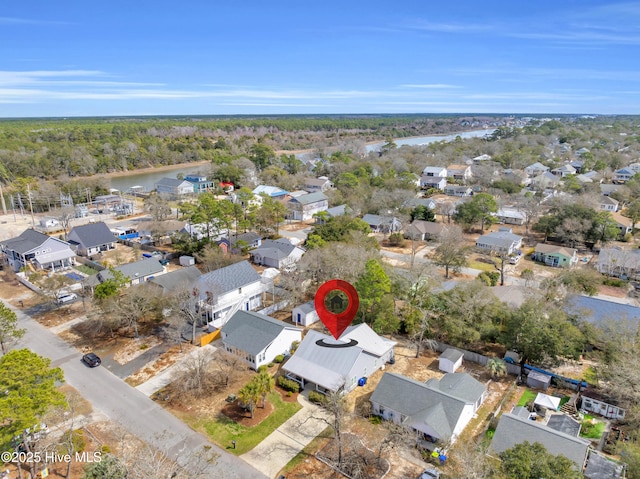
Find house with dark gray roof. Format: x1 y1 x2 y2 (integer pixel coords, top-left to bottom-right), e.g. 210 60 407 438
250 239 304 269
302 177 333 193
476 228 522 255
148 265 202 294
584 450 625 479
67 222 116 257
221 310 302 370
490 412 590 470
195 260 265 328
370 372 487 445
155 177 195 196
283 324 396 394
361 214 402 233
1 229 75 272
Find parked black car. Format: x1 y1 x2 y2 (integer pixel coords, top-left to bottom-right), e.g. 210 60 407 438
82 353 101 367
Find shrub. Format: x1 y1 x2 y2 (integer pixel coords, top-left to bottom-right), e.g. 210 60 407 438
257 365 268 373
478 271 500 286
369 415 382 425
277 376 300 393
603 277 626 288
308 390 327 404
268 363 275 368
387 232 405 247
274 354 285 363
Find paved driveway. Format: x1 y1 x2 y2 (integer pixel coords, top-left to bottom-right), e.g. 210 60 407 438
242 394 330 478
10 305 266 479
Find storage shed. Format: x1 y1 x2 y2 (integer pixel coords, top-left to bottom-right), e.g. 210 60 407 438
291 301 319 327
526 370 551 390
439 348 464 373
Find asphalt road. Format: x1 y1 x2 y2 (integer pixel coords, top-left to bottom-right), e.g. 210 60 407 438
10 305 267 479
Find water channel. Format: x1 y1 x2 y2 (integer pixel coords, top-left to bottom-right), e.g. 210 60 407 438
109 129 494 192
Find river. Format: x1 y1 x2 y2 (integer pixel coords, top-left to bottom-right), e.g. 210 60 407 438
109 129 494 192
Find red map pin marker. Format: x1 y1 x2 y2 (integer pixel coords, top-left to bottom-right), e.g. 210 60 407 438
314 279 359 340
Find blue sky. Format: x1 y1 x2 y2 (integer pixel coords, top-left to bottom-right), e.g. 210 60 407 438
1 1 639 117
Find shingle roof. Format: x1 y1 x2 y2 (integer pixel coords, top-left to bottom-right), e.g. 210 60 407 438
197 260 260 295
547 414 581 437
98 258 165 282
68 222 116 248
222 310 300 356
584 450 625 479
491 413 590 467
476 230 522 249
289 191 327 205
1 229 52 254
295 301 316 314
440 348 464 363
370 372 484 440
565 295 640 327
251 239 300 260
156 177 190 188
230 232 261 245
534 243 576 257
148 266 201 292
408 220 444 236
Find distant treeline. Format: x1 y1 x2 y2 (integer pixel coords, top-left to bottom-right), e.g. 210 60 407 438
0 115 494 180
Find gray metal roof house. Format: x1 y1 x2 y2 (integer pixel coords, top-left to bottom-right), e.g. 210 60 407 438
84 258 166 289
250 239 304 269
370 372 487 444
283 324 396 394
221 310 302 370
490 412 590 470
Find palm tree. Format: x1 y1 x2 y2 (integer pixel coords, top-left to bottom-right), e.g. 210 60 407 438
238 381 260 419
487 358 507 379
256 371 275 408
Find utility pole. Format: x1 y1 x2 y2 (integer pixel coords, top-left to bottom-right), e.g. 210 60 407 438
27 184 35 227
0 183 7 215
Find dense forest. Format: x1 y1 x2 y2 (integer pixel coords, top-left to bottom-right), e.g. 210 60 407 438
0 114 493 180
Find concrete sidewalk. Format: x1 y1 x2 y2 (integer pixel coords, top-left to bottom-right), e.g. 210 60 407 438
241 393 330 478
135 343 219 396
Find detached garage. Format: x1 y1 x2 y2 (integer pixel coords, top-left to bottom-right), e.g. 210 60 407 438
439 348 464 373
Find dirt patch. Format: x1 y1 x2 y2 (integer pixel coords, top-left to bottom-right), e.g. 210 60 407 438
221 399 275 427
125 343 197 387
0 271 40 307
113 336 162 364
598 284 629 298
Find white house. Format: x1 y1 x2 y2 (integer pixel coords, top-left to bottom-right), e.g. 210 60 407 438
1 229 76 273
291 301 319 326
195 260 266 328
283 324 396 394
422 166 447 177
447 164 472 182
531 171 561 189
444 185 473 197
598 196 619 212
610 211 633 237
370 372 487 445
302 177 333 193
250 238 305 270
221 310 302 370
495 207 527 225
420 176 447 190
476 228 523 255
286 192 329 221
155 178 195 196
67 222 117 257
551 164 577 177
439 348 464 373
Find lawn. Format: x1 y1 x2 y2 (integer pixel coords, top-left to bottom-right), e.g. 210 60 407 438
517 389 537 407
74 264 99 275
580 415 606 439
468 259 496 272
184 392 302 455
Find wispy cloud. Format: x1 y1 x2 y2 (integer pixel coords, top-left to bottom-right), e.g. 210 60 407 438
400 84 460 89
0 17 70 26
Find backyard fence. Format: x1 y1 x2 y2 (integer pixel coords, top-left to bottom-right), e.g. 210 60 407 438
428 340 521 376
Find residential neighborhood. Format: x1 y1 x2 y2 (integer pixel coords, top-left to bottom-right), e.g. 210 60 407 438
2 115 640 479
